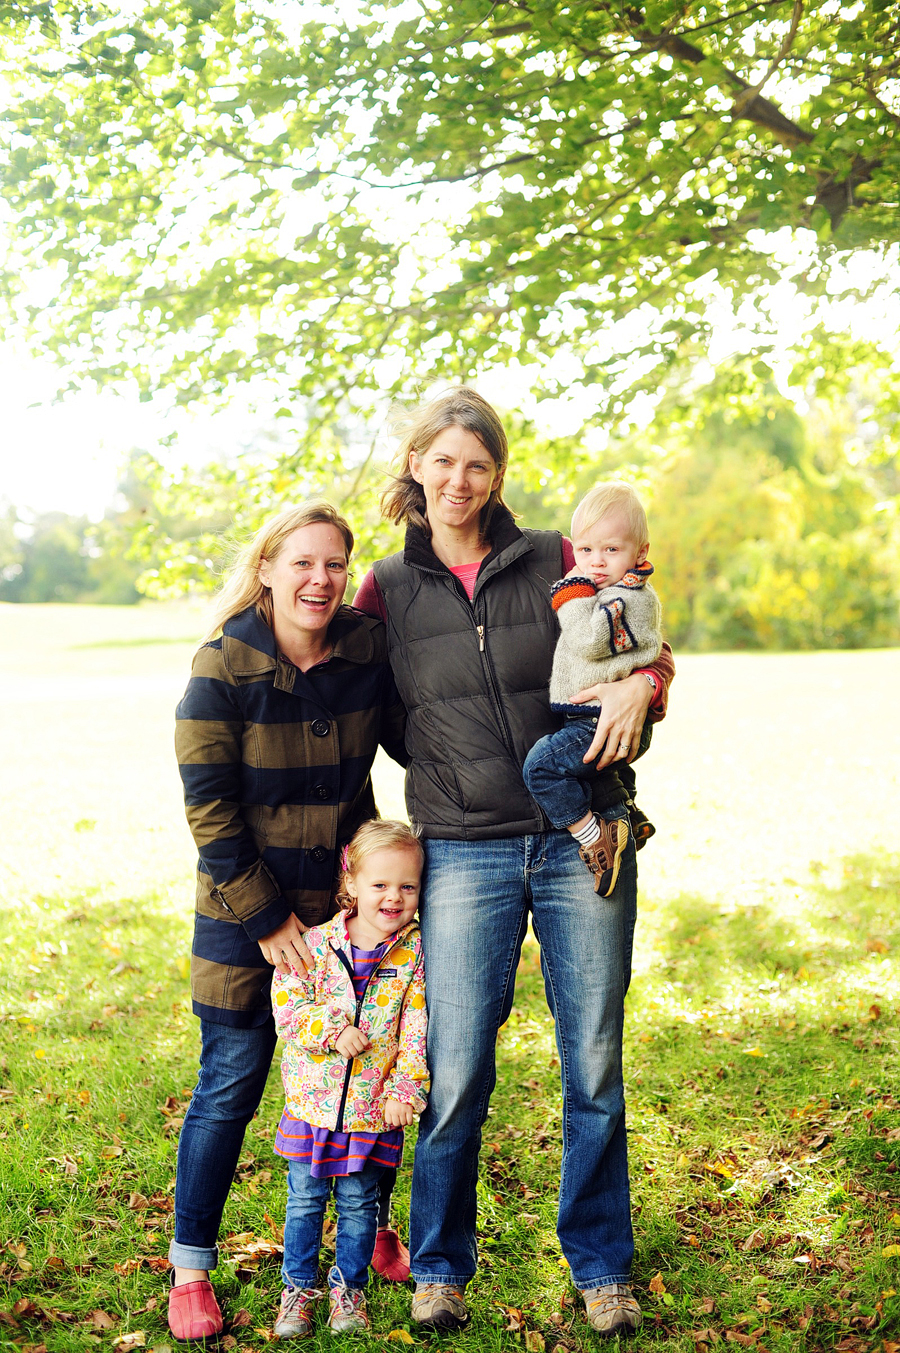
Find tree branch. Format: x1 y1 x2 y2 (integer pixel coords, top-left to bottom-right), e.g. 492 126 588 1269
731 0 803 116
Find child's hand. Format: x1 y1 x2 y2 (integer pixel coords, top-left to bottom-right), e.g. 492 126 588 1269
383 1099 414 1127
334 1026 371 1058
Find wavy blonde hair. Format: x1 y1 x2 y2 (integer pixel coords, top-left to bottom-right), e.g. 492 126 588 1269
336 819 424 913
203 500 354 644
381 386 514 539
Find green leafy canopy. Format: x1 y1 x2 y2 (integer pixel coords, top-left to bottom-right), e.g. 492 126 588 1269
1 0 899 425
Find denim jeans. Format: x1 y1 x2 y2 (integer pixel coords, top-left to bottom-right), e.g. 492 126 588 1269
282 1160 381 1290
523 717 651 829
409 819 636 1291
169 1017 279 1271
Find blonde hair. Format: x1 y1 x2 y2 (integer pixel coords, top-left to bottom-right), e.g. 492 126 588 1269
572 482 649 549
381 386 515 539
336 819 424 912
203 501 354 643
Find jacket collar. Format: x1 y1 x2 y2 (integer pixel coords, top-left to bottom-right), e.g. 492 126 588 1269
221 605 375 678
402 504 534 583
326 911 420 955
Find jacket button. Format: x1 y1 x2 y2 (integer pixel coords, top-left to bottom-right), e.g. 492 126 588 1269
311 719 330 737
310 846 328 863
314 784 330 800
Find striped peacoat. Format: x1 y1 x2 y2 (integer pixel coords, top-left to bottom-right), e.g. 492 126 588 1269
175 604 408 1028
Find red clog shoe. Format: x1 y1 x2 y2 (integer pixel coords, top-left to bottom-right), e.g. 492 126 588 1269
371 1227 411 1283
168 1279 223 1342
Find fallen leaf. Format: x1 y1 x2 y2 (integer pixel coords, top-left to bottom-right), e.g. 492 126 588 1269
883 1245 900 1257
691 1330 720 1346
100 1145 124 1160
742 1048 764 1057
112 1335 146 1351
524 1333 545 1353
127 1193 149 1210
386 1333 414 1345
230 1310 252 1329
649 1272 667 1296
89 1311 116 1330
221 1339 237 1351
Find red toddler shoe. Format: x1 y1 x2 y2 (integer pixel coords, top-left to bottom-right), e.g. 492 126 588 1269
371 1227 411 1282
168 1279 223 1342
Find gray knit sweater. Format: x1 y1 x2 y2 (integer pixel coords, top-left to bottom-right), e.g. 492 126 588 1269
548 562 663 714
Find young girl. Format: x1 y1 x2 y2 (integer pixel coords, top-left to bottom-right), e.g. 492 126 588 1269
271 820 429 1337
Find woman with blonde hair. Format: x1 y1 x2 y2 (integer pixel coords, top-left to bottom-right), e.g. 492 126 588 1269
168 500 408 1341
354 387 675 1338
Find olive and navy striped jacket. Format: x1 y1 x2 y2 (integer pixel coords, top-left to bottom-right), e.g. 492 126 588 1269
175 605 408 1028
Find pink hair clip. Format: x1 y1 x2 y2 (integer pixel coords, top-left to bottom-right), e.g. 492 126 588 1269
340 844 350 872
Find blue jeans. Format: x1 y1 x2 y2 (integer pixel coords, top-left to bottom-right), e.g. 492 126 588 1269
522 716 605 829
409 820 636 1291
282 1161 381 1290
523 717 651 829
169 1018 279 1271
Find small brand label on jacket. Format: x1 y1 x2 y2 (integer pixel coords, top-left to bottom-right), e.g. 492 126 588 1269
378 968 398 978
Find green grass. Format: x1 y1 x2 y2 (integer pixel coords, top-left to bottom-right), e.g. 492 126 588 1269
1 605 899 1350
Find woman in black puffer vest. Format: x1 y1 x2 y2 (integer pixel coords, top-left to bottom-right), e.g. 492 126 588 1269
353 387 674 1337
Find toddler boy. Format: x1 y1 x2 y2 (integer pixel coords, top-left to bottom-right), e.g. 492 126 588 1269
523 482 662 895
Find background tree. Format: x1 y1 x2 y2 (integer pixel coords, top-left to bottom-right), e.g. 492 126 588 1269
1 0 898 421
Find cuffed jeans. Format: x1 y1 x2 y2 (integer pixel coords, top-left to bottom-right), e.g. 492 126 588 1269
169 1017 279 1272
409 818 636 1291
282 1161 381 1290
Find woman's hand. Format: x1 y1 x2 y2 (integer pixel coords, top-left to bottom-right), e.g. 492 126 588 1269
335 1025 371 1058
569 672 654 770
257 914 313 975
383 1098 414 1127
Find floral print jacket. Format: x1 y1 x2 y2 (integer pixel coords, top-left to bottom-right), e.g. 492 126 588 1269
272 913 428 1133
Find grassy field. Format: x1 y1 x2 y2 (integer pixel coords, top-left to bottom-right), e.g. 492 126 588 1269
1 602 899 1352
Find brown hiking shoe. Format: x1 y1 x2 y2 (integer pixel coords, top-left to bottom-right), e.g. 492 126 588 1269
411 1282 469 1330
580 1283 642 1337
627 801 656 852
578 817 629 896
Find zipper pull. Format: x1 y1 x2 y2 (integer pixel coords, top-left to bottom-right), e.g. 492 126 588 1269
477 624 485 652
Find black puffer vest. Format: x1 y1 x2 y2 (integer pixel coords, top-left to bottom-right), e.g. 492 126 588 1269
373 508 625 839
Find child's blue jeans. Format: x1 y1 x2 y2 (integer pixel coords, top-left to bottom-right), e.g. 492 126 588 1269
523 715 650 829
282 1159 381 1290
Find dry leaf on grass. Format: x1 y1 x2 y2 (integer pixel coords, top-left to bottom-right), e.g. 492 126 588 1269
649 1271 667 1296
524 1333 545 1353
387 1332 415 1344
221 1338 237 1351
230 1310 252 1329
112 1334 146 1351
89 1310 116 1330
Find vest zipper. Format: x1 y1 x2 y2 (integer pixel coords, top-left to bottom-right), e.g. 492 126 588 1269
408 559 519 764
474 611 517 759
331 931 408 1133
